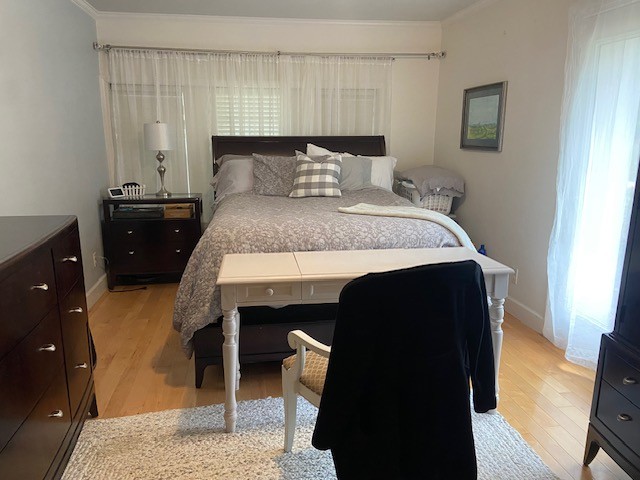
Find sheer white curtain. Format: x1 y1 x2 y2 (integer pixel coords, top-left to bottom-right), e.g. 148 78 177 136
101 50 392 221
544 0 640 368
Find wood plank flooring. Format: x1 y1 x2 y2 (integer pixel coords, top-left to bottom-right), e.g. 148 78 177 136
88 283 632 480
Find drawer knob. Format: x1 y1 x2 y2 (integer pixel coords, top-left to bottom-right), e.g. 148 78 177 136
617 413 632 422
75 362 89 369
68 307 84 314
623 377 637 385
175 249 182 254
174 229 180 233
265 288 274 296
30 283 49 291
38 344 57 352
62 256 78 263
127 230 133 234
48 410 64 418
128 250 135 255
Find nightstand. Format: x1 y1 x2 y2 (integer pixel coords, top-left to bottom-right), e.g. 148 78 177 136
101 194 202 289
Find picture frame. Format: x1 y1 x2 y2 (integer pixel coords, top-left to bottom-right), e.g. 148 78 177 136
460 81 507 152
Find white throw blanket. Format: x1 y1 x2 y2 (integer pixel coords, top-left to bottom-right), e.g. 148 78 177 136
339 203 475 250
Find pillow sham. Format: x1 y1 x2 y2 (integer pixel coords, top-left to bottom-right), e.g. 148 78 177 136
306 143 355 158
289 154 342 198
296 150 372 191
252 154 297 196
210 157 253 204
398 165 465 197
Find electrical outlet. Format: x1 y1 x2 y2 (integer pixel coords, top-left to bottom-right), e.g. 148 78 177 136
92 251 97 267
511 267 519 285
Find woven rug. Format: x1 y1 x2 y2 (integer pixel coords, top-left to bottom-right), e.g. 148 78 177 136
62 397 558 479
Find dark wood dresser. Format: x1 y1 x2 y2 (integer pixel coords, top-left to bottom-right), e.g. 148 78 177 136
101 194 202 289
584 167 640 478
0 216 97 480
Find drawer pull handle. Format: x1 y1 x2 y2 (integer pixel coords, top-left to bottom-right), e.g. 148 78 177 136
128 250 135 255
75 362 89 369
38 344 56 352
622 377 637 385
127 230 133 234
265 288 274 296
48 410 64 418
175 249 181 253
62 256 78 263
30 283 49 291
68 307 84 314
174 229 180 233
617 413 632 422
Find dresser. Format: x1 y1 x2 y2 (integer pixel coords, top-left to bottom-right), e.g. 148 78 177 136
584 167 640 478
0 216 97 480
101 194 202 289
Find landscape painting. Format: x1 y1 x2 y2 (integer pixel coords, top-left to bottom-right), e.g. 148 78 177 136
460 81 507 151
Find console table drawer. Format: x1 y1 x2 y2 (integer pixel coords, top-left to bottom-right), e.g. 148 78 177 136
603 350 640 407
237 283 301 305
302 280 349 302
597 381 640 454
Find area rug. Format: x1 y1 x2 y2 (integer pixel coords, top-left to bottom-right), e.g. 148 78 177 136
62 397 558 479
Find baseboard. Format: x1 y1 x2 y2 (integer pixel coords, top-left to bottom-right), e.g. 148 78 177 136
86 274 108 309
505 297 544 333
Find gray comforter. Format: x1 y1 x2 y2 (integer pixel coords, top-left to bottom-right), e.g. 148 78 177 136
173 188 460 356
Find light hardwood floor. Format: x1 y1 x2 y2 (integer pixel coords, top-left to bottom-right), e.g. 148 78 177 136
88 283 632 480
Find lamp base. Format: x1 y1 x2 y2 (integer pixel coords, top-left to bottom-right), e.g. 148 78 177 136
155 151 171 197
156 187 172 198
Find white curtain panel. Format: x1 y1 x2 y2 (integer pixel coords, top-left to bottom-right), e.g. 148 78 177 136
103 50 392 220
544 0 640 368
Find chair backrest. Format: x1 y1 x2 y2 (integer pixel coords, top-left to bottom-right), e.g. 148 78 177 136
312 260 495 479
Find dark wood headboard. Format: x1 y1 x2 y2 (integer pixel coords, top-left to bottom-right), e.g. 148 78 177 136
212 135 386 172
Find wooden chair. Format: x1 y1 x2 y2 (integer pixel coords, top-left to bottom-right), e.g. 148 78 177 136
280 260 497 479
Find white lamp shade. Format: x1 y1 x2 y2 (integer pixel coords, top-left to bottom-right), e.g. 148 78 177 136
144 122 174 151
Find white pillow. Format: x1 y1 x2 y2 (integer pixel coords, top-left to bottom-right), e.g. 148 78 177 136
306 143 396 191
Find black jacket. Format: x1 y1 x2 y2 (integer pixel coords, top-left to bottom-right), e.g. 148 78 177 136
312 260 496 479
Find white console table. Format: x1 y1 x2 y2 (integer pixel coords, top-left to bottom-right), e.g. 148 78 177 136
217 247 514 433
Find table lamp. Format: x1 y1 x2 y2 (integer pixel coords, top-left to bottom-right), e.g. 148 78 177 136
144 121 174 197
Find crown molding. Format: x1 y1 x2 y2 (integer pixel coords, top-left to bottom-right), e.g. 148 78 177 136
70 0 100 19
95 11 441 29
442 0 500 25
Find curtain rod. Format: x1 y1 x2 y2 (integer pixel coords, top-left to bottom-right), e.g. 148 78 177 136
92 42 446 60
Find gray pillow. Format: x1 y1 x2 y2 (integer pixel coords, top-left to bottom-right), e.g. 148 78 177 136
210 157 253 204
398 165 465 197
252 154 297 196
296 151 372 190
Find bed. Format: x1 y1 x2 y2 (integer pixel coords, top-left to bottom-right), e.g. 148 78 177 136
173 135 463 387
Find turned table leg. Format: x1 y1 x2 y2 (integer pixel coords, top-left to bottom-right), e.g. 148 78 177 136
489 296 505 401
221 305 238 433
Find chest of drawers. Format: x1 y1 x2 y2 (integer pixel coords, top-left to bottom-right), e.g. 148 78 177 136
0 216 97 480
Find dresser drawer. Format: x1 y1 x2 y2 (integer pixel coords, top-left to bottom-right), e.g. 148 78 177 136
110 220 200 245
596 381 640 454
603 350 640 407
112 243 192 274
52 227 83 297
0 249 57 359
0 367 71 480
236 282 301 305
0 309 64 451
59 280 92 416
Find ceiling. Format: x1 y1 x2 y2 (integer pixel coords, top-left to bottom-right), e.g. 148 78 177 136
84 0 481 22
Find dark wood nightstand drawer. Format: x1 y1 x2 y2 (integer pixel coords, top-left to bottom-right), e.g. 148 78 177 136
112 244 191 274
0 249 57 360
52 227 83 297
0 309 64 451
597 381 640 454
59 280 91 415
604 350 640 408
110 220 200 245
0 367 71 480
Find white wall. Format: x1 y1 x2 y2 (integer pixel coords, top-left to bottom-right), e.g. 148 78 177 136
95 14 443 170
0 1 108 302
434 0 576 331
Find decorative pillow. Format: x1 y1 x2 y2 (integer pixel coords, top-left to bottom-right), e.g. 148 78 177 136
296 150 372 191
357 155 397 192
289 154 342 198
210 157 254 204
398 165 465 197
252 154 297 196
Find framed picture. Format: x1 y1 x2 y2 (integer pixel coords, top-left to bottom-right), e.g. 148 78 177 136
460 81 507 151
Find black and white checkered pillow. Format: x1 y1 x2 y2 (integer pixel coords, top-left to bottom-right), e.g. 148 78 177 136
289 154 342 198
